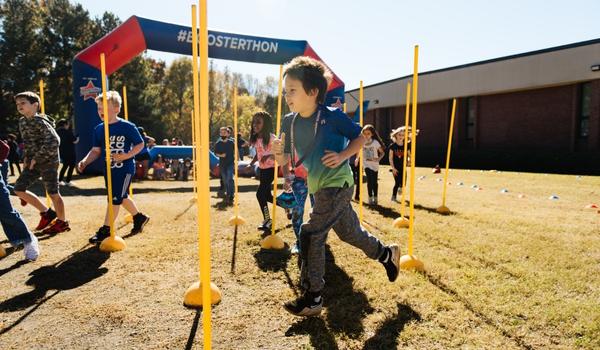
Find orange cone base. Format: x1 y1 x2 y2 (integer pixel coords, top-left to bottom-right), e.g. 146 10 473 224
228 215 246 226
399 254 425 272
0 244 6 258
123 213 133 224
436 205 451 215
99 236 126 252
260 234 285 250
393 217 410 228
183 281 222 309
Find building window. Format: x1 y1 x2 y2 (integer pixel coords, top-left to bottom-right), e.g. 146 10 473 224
466 97 476 140
578 82 591 138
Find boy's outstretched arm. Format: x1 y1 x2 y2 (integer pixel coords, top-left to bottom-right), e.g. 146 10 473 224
322 134 366 168
78 147 102 172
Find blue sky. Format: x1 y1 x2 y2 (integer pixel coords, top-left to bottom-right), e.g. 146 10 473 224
76 0 600 91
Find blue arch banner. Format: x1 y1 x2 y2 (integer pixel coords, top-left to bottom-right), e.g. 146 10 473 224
73 16 345 172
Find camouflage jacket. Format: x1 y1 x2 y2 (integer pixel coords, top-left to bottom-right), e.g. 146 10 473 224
18 114 60 166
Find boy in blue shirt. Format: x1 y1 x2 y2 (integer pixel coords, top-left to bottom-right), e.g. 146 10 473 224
274 56 400 317
78 91 150 243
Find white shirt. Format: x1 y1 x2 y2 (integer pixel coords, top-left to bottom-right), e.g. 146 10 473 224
362 139 381 171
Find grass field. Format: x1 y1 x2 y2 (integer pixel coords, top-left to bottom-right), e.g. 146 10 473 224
0 167 599 349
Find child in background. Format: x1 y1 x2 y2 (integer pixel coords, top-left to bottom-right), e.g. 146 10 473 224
13 91 70 235
388 126 418 202
356 124 385 205
248 112 276 231
78 91 150 243
152 154 167 180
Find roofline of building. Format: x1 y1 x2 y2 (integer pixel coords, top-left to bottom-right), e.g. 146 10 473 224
346 37 600 93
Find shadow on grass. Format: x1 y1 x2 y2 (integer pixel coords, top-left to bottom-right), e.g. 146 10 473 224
363 202 443 220
424 272 534 350
0 245 109 336
286 317 339 350
253 246 298 296
362 303 421 350
322 246 374 339
185 309 202 350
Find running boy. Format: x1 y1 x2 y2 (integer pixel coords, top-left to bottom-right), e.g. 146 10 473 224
13 91 70 235
274 56 400 317
78 91 150 243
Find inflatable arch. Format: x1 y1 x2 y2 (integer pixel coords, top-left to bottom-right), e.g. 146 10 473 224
73 16 345 173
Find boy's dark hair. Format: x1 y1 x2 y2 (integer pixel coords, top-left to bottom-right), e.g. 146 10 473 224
56 119 67 129
283 56 332 104
14 91 41 107
249 111 273 147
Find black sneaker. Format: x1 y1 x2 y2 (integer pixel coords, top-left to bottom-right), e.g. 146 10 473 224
131 213 150 235
257 219 272 231
89 226 110 244
283 291 323 317
379 245 401 282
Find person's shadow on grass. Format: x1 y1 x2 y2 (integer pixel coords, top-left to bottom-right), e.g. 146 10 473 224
0 245 109 335
285 245 375 344
362 303 421 349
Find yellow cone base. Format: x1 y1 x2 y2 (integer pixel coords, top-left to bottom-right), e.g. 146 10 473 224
183 281 222 309
189 196 197 204
399 255 425 272
99 236 126 252
436 205 451 215
123 213 133 224
393 217 410 228
228 215 246 226
0 245 6 258
260 234 285 250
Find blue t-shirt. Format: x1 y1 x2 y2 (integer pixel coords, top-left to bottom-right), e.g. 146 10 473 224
92 118 144 173
281 105 361 194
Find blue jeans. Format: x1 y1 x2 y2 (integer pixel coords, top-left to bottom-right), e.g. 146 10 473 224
0 170 33 246
291 178 314 243
220 164 234 199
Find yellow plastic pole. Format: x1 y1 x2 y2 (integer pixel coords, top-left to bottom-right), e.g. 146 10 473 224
39 79 51 208
343 102 347 113
400 45 424 272
261 65 285 249
39 80 45 115
437 98 457 214
122 86 133 198
189 109 198 203
98 53 125 252
231 87 243 220
358 81 364 222
183 6 220 349
393 83 411 229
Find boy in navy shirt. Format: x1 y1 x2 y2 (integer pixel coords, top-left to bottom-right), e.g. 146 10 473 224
78 91 150 243
214 126 235 205
274 57 400 317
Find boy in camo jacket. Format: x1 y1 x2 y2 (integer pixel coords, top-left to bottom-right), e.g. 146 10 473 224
13 91 70 235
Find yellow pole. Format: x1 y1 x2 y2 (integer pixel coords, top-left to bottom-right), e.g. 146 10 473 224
122 86 133 199
358 81 364 222
270 65 283 237
408 46 419 256
190 110 198 200
260 66 285 250
343 102 347 113
39 79 51 208
198 2 215 343
233 87 239 217
438 98 457 213
39 80 45 115
99 55 114 238
399 45 424 271
400 83 411 218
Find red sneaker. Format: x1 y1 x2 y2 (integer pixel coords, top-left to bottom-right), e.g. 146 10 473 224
40 219 70 235
35 209 57 231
